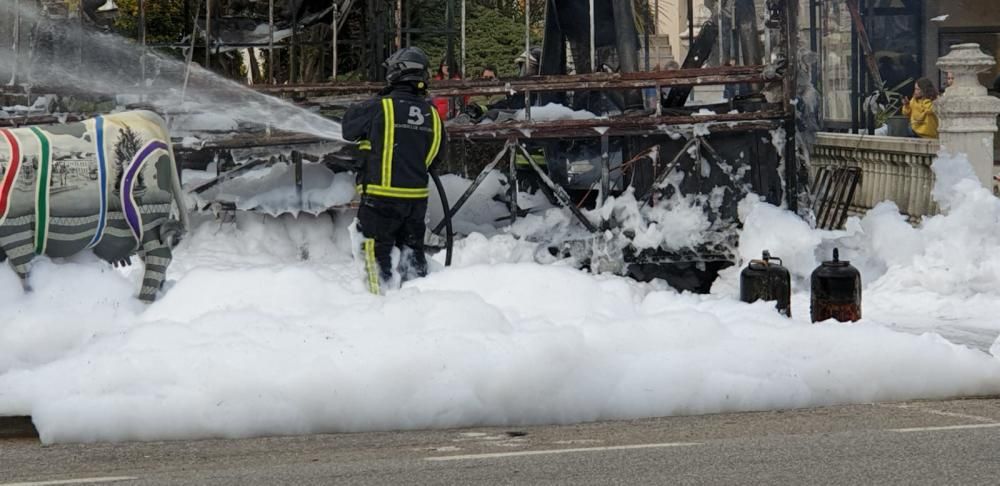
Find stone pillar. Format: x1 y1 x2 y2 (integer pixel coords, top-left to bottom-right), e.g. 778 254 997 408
936 43 1000 188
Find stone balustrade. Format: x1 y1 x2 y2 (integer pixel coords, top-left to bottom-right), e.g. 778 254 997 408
808 44 1000 227
809 132 939 222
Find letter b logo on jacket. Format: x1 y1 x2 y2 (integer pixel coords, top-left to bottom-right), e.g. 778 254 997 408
407 106 425 126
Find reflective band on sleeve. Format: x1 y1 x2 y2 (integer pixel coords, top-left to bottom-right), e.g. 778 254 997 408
515 152 548 167
356 184 429 199
425 108 442 167
381 99 395 187
358 140 372 151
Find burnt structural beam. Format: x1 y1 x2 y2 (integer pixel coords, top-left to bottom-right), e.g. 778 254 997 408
11 0 21 85
171 133 338 152
205 0 212 69
28 66 777 100
447 111 786 140
446 0 456 74
0 114 91 127
255 65 777 97
611 0 643 110
148 40 343 49
431 144 512 235
781 0 800 212
189 157 271 194
735 0 763 79
0 84 112 98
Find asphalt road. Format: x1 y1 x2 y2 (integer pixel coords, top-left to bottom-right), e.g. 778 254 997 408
2 398 1000 485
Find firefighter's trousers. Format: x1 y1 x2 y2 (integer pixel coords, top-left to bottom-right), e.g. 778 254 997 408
357 195 429 294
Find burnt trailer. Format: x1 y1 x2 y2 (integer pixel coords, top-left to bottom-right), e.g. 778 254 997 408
255 0 811 292
440 0 809 292
15 0 811 293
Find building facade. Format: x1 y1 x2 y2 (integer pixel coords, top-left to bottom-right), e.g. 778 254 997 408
807 0 999 131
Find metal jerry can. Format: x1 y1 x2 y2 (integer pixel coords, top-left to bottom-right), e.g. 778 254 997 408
810 248 862 323
740 250 791 317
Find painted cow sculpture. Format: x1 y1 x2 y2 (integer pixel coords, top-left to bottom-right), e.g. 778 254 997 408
0 111 188 302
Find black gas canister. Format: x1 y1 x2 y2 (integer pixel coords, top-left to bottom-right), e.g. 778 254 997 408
740 250 791 317
810 248 862 323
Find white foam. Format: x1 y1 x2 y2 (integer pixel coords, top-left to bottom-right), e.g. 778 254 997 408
1 154 999 445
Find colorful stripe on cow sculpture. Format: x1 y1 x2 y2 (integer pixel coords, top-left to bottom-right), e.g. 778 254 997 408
28 126 51 255
0 128 22 225
122 139 168 249
87 116 109 248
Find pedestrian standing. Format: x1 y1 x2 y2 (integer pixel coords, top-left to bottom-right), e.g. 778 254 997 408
902 77 939 139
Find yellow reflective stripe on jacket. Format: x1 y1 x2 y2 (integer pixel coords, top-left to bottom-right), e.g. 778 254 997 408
381 99 395 186
363 239 380 295
357 184 429 199
425 109 442 167
358 140 372 151
515 151 547 167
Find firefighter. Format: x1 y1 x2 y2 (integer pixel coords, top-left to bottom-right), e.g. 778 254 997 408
342 47 446 295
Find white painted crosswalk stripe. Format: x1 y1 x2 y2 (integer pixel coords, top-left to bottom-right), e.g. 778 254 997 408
425 442 700 461
890 422 1000 433
1 477 136 486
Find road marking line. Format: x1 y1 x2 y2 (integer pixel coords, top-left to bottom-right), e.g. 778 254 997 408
1 477 137 486
881 404 998 423
890 423 1000 433
425 442 700 461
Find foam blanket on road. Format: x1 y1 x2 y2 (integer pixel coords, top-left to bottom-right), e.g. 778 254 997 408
0 154 999 444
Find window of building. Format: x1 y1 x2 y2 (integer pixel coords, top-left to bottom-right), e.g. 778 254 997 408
818 0 852 124
814 0 922 130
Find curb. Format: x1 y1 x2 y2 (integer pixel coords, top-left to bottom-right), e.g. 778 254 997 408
0 416 38 439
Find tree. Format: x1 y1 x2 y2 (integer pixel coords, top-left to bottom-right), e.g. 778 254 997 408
412 1 543 78
113 0 187 45
114 0 251 80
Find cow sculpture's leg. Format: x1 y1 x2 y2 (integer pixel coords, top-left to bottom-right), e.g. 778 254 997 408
138 229 173 303
0 246 33 292
1 232 36 293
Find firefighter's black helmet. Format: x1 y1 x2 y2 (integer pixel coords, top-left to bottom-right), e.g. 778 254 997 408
383 47 430 85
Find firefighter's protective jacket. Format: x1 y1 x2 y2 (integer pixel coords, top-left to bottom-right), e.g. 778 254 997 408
343 84 446 199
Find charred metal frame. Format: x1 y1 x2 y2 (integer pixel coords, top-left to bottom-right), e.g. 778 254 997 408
256 64 788 140
247 0 801 217
0 114 89 128
260 65 771 95
1 0 802 225
431 138 600 234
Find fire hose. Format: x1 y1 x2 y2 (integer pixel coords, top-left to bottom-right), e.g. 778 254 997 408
429 170 453 266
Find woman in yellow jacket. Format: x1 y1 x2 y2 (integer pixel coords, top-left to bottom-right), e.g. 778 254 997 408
901 78 939 138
